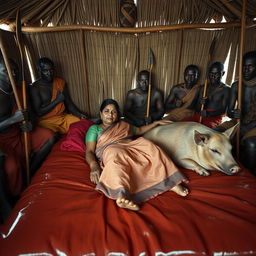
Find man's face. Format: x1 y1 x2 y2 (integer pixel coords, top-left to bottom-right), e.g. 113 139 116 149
138 73 149 91
243 56 256 81
40 63 54 82
208 66 223 85
0 62 12 94
184 68 199 86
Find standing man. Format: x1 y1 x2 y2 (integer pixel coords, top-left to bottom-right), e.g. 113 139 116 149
123 70 164 127
164 64 201 121
216 51 256 174
30 57 88 134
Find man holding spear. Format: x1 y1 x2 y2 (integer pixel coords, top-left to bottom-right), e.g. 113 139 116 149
0 57 57 218
124 49 164 127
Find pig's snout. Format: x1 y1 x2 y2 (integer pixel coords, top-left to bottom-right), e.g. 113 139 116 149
229 165 241 174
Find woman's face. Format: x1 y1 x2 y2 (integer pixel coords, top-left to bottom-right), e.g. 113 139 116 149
100 104 118 125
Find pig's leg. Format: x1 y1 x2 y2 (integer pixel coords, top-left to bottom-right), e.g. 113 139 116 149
181 159 210 176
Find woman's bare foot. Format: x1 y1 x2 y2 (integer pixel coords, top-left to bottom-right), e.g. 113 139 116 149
170 184 189 197
116 198 139 211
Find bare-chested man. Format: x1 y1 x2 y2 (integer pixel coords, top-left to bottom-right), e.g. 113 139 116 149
0 57 56 222
191 62 231 128
164 64 200 121
30 57 88 134
216 51 256 174
123 70 164 127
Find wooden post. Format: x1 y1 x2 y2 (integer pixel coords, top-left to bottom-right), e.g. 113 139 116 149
236 0 247 157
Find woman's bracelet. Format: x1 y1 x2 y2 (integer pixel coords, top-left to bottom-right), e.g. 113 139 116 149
90 161 98 167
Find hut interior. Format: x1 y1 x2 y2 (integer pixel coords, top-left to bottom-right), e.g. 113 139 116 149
0 1 256 255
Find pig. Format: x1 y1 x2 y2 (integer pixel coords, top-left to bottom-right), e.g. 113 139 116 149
143 121 240 176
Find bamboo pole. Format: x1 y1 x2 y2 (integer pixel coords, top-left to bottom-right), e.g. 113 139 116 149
236 0 247 157
16 9 30 185
17 22 241 34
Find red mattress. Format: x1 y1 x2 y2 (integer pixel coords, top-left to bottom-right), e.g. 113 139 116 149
1 141 256 256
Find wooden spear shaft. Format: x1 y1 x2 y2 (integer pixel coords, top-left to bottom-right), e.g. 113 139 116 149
0 30 30 186
199 38 216 123
16 9 30 185
0 32 22 110
236 0 247 157
146 69 152 118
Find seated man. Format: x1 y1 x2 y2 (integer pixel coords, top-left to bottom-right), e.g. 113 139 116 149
0 57 56 209
30 57 88 134
187 62 230 128
164 64 201 121
216 51 256 174
123 70 164 127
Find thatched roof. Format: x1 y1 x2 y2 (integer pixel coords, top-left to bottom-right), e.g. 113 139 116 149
0 0 255 28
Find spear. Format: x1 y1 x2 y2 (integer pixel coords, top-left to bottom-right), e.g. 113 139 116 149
236 0 247 157
16 9 30 185
199 37 216 123
146 48 154 121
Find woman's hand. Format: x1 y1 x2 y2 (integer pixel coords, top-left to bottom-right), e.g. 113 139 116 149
90 164 102 184
154 119 173 126
135 119 173 136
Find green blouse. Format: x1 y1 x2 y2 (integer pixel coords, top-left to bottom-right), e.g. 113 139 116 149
85 122 138 143
85 124 103 142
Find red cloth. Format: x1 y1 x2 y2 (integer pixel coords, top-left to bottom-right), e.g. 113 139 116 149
0 141 256 255
182 112 223 128
60 120 94 152
0 125 55 196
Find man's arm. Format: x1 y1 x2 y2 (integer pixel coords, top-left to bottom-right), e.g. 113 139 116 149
30 84 64 117
165 87 178 112
0 110 25 131
227 82 239 118
150 90 165 122
63 86 88 119
123 91 145 126
241 120 256 137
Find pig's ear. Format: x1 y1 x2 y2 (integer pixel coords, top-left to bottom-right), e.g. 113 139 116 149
194 130 210 146
223 122 239 139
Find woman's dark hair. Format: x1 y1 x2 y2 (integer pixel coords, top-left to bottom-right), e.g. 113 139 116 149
97 98 121 123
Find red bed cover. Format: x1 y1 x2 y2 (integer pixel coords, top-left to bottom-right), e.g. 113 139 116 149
1 142 256 256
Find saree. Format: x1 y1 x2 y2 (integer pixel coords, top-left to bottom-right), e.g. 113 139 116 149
95 121 187 203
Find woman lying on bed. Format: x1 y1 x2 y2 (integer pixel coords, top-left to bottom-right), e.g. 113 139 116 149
85 99 189 211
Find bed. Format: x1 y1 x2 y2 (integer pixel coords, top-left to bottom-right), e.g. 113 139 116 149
1 122 256 256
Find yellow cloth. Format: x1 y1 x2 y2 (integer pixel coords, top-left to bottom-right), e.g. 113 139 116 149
38 77 80 134
38 113 80 134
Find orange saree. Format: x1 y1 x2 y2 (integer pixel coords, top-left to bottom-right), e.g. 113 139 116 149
95 121 187 203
